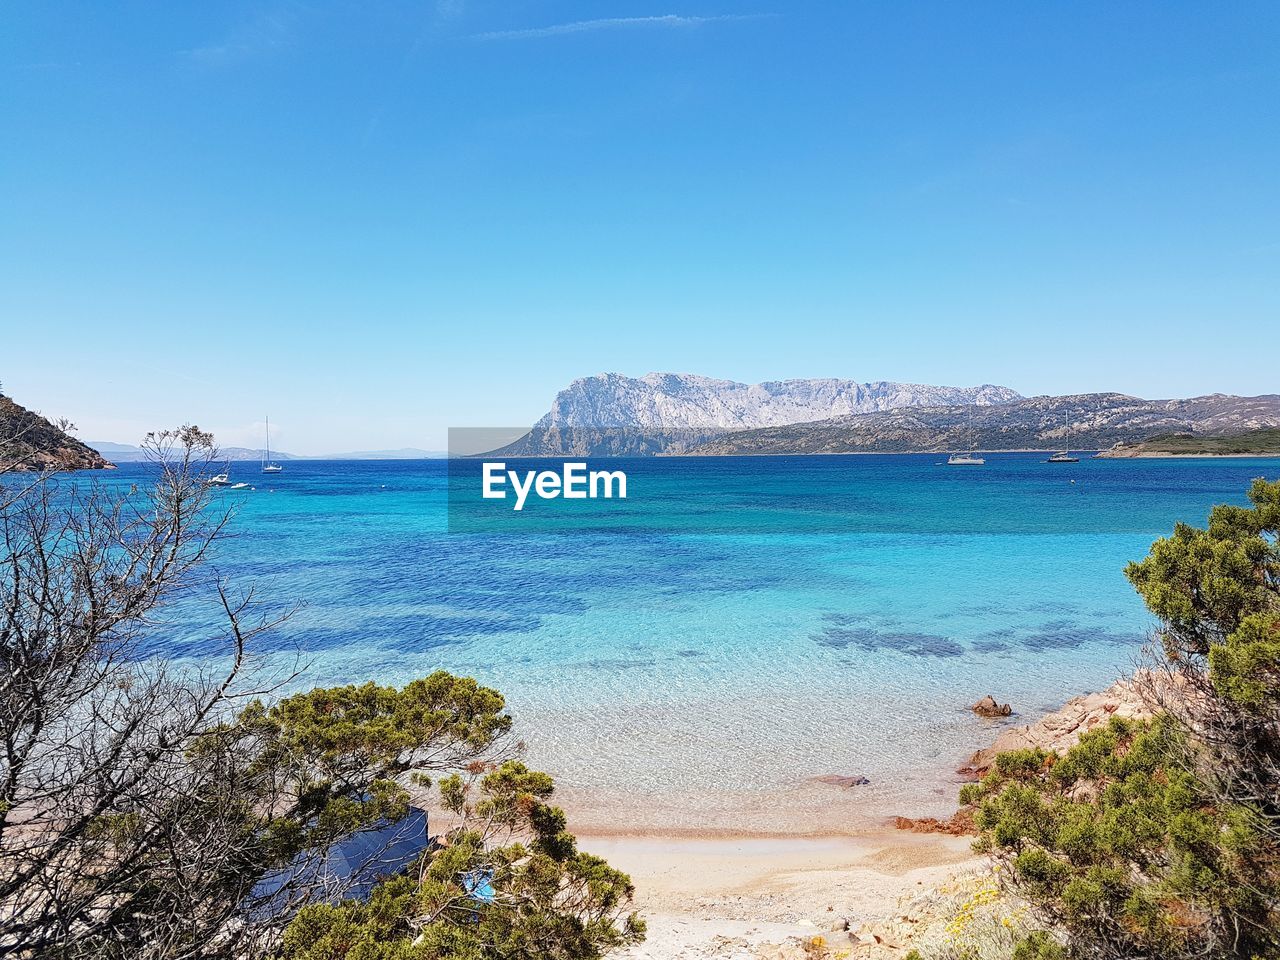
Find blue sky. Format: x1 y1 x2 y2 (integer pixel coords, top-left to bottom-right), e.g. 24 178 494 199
2 2 1277 453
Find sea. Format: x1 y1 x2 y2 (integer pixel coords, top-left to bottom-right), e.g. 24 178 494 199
89 453 1280 835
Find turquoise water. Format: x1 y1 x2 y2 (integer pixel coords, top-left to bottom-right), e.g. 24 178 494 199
99 454 1279 833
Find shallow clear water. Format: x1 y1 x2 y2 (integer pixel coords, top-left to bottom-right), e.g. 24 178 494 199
93 454 1280 834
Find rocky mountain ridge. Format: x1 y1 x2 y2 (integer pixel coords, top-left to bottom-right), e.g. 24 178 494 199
687 392 1280 455
535 373 1022 430
500 372 1022 455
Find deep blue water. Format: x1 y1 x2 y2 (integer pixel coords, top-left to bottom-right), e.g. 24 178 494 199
87 453 1280 832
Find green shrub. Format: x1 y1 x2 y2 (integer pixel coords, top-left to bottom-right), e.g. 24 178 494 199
967 479 1280 959
280 759 644 960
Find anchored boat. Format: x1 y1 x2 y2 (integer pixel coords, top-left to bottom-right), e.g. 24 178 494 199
1046 417 1080 463
262 416 284 473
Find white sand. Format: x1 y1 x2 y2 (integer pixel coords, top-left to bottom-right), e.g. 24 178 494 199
580 832 981 959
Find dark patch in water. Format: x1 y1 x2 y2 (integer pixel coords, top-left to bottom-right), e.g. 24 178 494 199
971 637 1011 653
380 613 544 651
1016 625 1143 652
1037 619 1078 632
816 625 963 658
952 602 1007 616
1025 601 1081 615
979 627 1018 640
1020 629 1089 650
675 649 703 658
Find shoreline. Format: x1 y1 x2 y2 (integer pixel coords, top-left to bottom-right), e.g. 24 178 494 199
556 677 1150 957
1094 450 1280 459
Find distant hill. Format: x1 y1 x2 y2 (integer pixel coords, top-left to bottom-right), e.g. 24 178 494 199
88 442 445 461
88 442 301 462
686 393 1280 455
1098 428 1280 458
317 448 446 460
1 394 113 472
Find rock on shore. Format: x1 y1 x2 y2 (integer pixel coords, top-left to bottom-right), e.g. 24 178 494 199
971 695 1012 717
958 677 1153 778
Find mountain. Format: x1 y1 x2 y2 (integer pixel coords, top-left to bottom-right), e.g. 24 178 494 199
496 373 1022 455
88 443 302 462
88 443 446 461
1 394 113 471
686 393 1280 455
317 448 446 460
535 373 1021 429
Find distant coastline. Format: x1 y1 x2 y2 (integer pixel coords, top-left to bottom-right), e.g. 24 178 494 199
88 441 448 462
1098 451 1280 459
669 447 1095 458
1097 428 1280 458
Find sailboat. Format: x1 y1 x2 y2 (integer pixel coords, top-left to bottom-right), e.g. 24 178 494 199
947 404 986 464
1046 416 1080 463
262 417 284 473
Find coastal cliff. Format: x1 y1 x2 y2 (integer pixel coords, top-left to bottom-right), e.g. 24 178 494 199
0 394 113 472
500 372 1022 455
534 373 1022 430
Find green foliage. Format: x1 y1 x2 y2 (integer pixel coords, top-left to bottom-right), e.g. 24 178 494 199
1010 931 1066 960
1117 429 1280 457
194 671 516 871
1125 477 1280 687
283 876 426 960
1208 613 1280 710
966 478 1280 959
281 761 644 960
261 673 513 766
969 715 1276 957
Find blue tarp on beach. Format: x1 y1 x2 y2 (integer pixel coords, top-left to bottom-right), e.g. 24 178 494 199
251 806 431 908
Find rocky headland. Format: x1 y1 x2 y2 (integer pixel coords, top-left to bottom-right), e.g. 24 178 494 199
496 373 1022 455
0 393 113 472
1098 427 1280 458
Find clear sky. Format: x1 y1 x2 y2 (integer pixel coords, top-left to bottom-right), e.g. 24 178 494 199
2 2 1277 454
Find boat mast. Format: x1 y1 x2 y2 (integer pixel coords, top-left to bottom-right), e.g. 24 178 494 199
265 416 270 467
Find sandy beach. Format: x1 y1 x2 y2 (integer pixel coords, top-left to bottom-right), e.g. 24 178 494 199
558 679 1149 958
583 832 980 959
